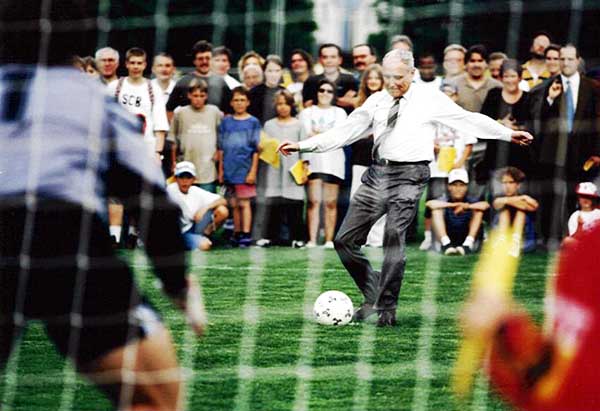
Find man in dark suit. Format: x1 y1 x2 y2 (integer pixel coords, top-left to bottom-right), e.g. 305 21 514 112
533 44 600 246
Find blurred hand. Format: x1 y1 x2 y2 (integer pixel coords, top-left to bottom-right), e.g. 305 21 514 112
548 79 562 100
277 141 300 156
171 277 207 337
245 173 256 185
510 130 533 146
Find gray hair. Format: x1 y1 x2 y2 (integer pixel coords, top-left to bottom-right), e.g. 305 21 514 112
443 44 466 56
382 49 414 70
390 34 413 51
95 47 119 63
241 63 263 82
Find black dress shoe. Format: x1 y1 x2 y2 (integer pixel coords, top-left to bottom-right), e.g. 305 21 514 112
352 303 378 322
377 310 397 327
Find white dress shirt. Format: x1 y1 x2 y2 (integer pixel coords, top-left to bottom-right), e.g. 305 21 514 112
298 83 512 163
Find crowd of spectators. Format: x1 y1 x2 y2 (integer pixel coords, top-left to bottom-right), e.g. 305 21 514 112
74 30 600 252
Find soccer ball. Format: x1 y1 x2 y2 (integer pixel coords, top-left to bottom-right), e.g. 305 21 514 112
313 290 354 326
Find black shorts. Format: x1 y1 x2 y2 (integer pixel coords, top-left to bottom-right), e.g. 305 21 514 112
308 172 343 185
0 201 161 366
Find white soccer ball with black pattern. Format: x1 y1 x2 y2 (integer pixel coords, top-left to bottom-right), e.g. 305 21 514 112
313 290 354 326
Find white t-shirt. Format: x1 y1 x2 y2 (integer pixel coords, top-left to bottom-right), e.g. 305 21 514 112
108 77 169 158
429 123 477 178
299 105 347 180
568 209 600 236
151 78 176 103
415 76 442 91
166 183 221 232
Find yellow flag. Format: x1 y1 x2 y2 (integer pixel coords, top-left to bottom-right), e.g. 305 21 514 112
452 226 521 398
289 159 311 185
437 146 457 173
259 131 281 168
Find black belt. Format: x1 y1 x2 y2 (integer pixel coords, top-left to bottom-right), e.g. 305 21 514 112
374 159 429 166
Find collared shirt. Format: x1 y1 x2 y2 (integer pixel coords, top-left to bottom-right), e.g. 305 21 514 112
561 71 580 111
522 60 551 90
151 78 176 102
451 73 502 112
546 72 581 109
297 84 512 163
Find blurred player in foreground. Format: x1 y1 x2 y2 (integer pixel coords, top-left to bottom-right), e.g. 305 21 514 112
0 2 206 410
460 224 600 410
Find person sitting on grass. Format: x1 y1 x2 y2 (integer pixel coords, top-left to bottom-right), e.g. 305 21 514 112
167 161 229 251
426 169 490 255
566 182 600 238
492 167 538 255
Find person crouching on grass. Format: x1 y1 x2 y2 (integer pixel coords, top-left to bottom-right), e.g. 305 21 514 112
217 86 260 247
167 162 228 251
426 169 490 255
566 182 600 239
492 167 538 255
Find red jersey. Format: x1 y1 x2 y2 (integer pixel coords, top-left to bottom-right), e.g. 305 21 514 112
488 225 600 410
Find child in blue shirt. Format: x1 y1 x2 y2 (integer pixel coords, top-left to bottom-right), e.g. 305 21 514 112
218 87 260 247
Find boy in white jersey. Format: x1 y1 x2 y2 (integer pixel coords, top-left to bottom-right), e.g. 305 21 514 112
107 47 170 247
108 47 169 162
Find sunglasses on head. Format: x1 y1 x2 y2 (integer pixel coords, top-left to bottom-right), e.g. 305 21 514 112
318 88 334 94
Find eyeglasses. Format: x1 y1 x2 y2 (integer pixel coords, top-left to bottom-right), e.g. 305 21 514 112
318 88 334 94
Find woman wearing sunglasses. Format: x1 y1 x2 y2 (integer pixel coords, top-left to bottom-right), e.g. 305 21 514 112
299 79 347 248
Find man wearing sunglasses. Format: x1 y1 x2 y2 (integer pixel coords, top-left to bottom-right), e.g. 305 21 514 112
278 48 533 327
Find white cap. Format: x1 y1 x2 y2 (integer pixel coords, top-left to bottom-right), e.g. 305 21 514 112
448 168 469 184
174 161 197 177
575 182 599 198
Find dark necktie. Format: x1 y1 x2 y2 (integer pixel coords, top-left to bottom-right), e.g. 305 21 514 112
372 97 401 161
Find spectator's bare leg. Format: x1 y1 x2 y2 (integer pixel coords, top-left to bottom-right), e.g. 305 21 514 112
431 209 448 240
240 199 252 233
307 179 323 244
496 209 512 230
323 182 339 243
230 197 241 234
203 205 229 236
467 210 485 239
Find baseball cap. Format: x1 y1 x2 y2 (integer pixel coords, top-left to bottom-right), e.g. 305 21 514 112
448 169 469 184
174 161 197 177
575 182 599 198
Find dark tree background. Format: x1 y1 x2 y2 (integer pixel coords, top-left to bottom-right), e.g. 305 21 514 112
369 0 600 69
103 0 316 73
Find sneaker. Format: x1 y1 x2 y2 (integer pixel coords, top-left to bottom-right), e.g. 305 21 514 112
419 236 432 251
442 244 458 256
256 238 271 247
455 246 466 256
292 240 305 248
460 244 474 254
323 241 335 249
305 241 317 249
229 233 240 248
238 233 252 248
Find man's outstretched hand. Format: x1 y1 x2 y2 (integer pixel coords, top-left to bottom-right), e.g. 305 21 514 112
277 141 300 156
510 130 533 146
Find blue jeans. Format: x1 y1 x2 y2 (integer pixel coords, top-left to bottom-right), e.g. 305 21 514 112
182 211 213 250
334 163 430 311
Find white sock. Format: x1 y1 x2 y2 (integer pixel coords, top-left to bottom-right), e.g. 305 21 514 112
109 225 121 242
128 225 138 235
441 236 451 246
424 231 432 240
463 236 475 247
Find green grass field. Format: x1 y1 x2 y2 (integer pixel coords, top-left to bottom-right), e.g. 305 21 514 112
0 245 551 411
